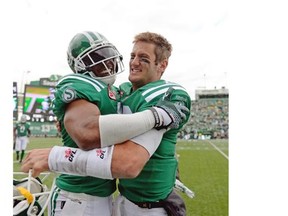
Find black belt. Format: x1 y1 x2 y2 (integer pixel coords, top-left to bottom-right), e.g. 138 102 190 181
130 200 165 209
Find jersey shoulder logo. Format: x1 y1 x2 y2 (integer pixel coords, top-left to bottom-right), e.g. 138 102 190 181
62 87 77 103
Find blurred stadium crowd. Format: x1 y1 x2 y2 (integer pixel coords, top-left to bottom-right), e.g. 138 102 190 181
179 98 229 140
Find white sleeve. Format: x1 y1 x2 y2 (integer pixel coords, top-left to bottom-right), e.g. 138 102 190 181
130 129 165 156
99 110 156 147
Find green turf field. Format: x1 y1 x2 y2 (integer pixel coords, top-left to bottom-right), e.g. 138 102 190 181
13 137 228 216
176 139 228 216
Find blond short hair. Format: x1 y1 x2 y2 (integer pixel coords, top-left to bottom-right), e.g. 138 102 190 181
133 32 172 64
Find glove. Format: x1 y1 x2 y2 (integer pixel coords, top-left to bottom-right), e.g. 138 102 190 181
174 179 195 199
150 87 190 130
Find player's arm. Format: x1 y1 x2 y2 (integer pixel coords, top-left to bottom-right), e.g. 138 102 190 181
111 141 149 178
13 126 17 140
64 99 102 150
27 128 31 137
47 129 164 179
21 129 164 178
20 143 148 178
111 129 164 178
64 97 188 150
64 99 155 150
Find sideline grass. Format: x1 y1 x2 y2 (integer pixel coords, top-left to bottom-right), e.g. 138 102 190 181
176 139 228 216
13 137 228 216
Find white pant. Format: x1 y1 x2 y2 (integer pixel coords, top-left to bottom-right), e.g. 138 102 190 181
49 186 113 216
15 136 29 151
113 195 167 216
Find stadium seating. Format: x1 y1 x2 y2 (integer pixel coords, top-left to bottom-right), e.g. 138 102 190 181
181 98 228 139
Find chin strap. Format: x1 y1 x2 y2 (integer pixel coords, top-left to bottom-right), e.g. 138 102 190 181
83 71 117 85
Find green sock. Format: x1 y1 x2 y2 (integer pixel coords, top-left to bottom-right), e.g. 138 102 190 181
16 151 19 160
20 150 25 162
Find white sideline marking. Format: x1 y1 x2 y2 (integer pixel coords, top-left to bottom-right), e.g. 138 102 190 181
207 140 229 160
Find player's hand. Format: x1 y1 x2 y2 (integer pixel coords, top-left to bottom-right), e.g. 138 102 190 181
21 148 52 177
150 87 190 130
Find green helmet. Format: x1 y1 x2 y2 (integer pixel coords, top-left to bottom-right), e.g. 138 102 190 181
67 31 124 85
20 115 27 123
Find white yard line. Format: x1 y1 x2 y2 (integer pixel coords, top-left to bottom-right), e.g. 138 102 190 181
207 140 229 160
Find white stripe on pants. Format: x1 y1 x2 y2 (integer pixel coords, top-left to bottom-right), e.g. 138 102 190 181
49 186 113 216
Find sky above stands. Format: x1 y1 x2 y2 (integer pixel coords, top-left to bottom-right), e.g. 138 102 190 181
8 0 229 99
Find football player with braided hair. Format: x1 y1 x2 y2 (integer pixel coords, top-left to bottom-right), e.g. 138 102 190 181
21 31 189 216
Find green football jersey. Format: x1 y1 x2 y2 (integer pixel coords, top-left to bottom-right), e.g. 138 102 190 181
15 122 30 137
118 80 191 202
52 73 119 197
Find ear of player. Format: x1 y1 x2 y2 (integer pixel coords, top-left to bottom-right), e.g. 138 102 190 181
150 87 190 130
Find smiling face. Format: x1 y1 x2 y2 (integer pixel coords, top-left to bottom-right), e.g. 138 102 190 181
129 41 168 90
88 58 117 77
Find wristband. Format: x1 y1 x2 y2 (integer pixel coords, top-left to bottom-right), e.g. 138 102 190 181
48 146 114 179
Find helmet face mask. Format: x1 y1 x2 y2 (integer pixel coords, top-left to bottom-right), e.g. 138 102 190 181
67 31 124 85
13 172 54 216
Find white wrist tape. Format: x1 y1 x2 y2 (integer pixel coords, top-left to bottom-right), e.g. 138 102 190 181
130 129 165 156
151 107 173 127
99 110 155 148
48 146 114 179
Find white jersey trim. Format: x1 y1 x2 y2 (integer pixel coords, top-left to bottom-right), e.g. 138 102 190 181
57 74 105 92
142 82 179 96
144 86 187 103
